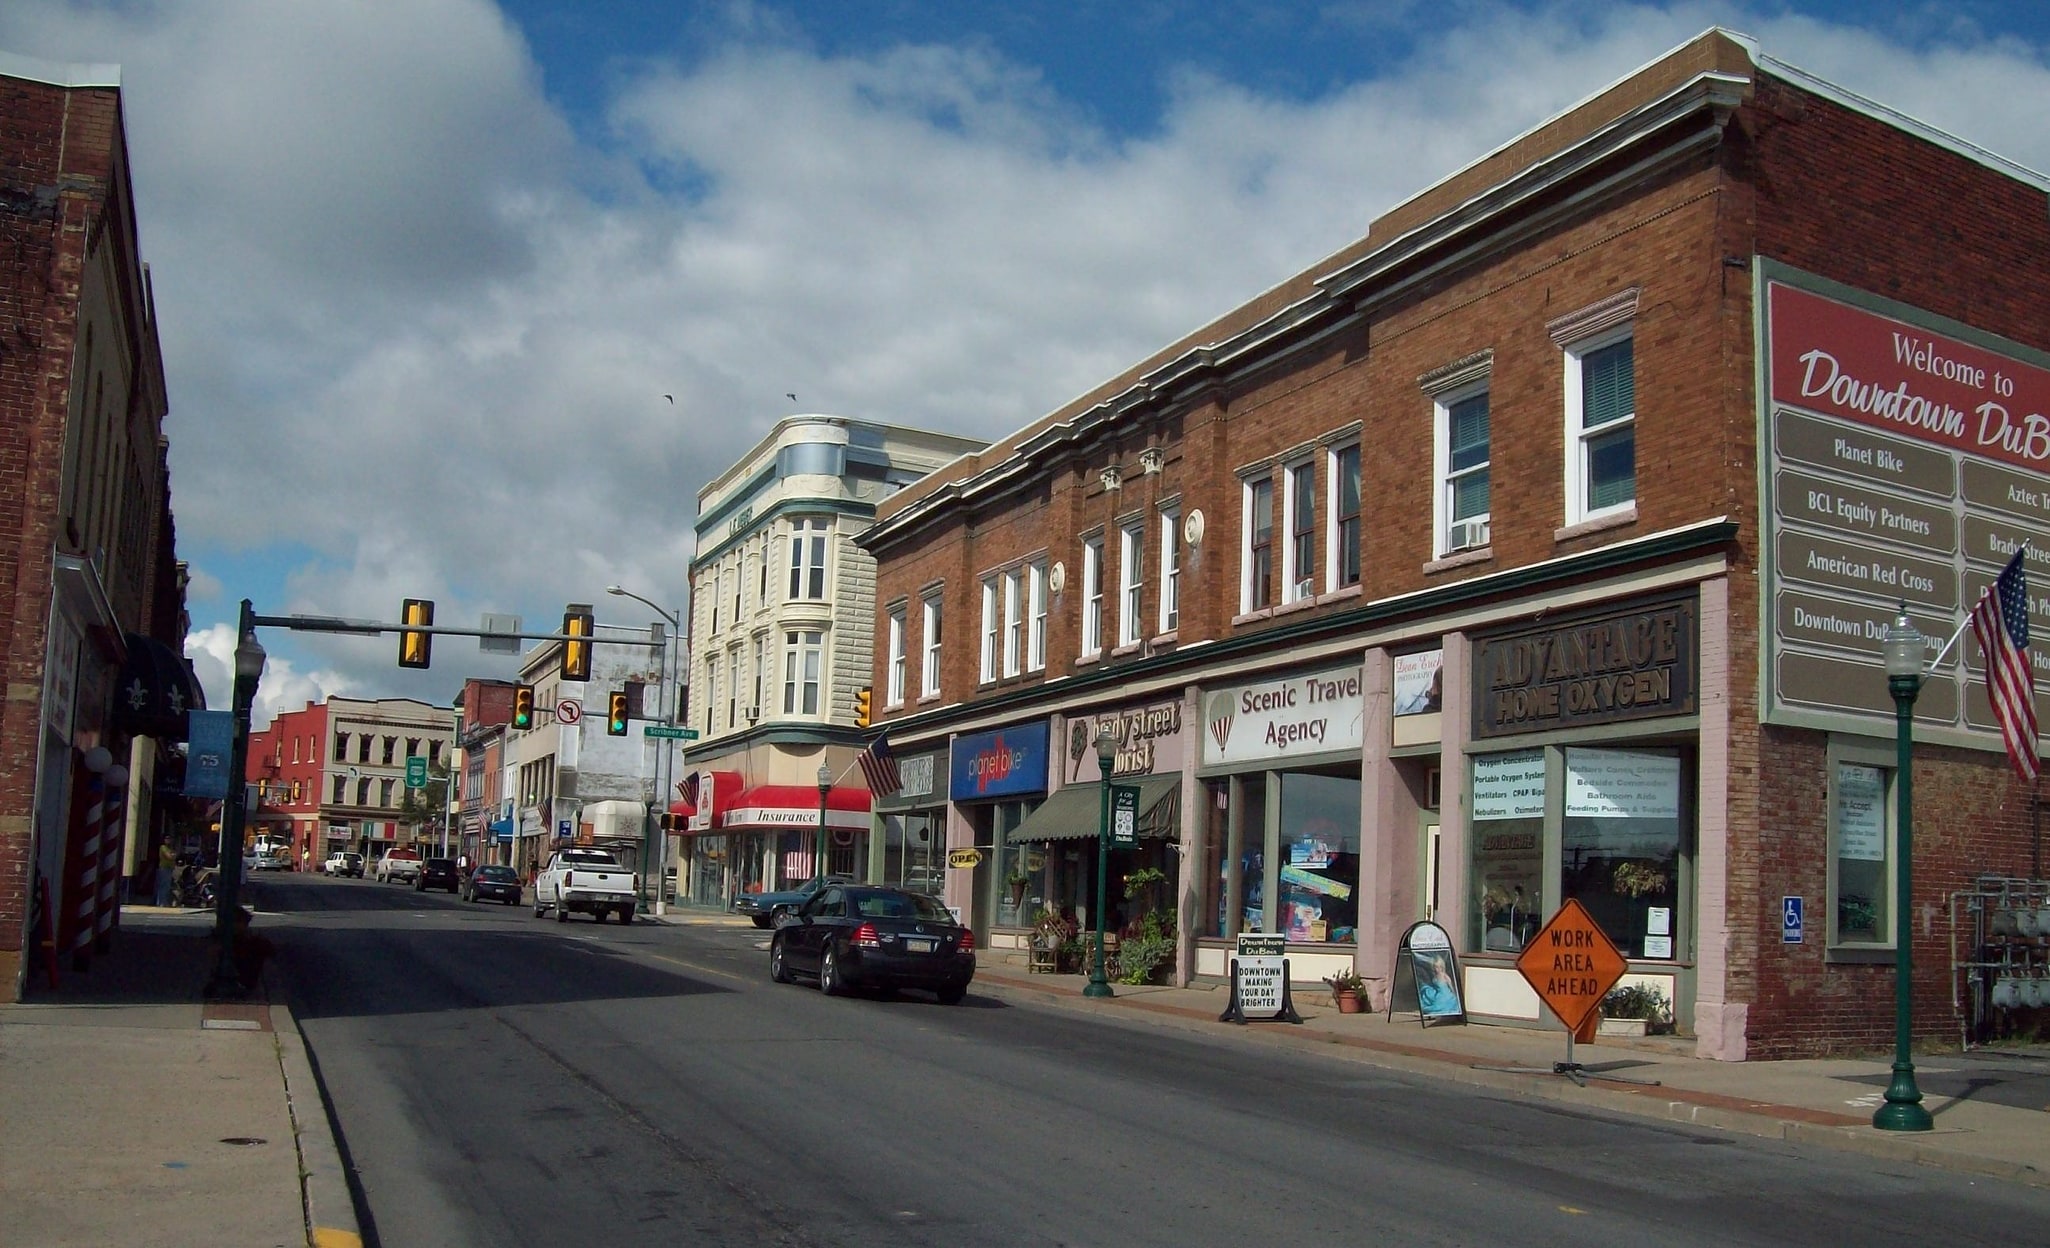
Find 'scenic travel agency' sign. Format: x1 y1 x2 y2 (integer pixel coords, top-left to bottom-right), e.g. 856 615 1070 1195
1202 664 1363 767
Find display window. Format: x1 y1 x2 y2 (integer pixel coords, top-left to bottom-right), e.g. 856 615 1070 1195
880 811 945 896
1203 767 1361 945
1826 739 1896 951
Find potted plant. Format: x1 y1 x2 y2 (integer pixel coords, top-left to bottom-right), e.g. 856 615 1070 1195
1598 982 1671 1037
1006 867 1032 906
1323 967 1368 1013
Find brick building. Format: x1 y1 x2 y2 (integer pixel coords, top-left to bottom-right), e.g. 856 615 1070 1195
2 53 195 997
857 29 2050 1058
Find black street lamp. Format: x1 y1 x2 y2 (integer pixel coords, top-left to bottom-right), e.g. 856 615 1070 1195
1084 725 1117 999
816 762 832 884
205 599 266 998
1874 604 1933 1132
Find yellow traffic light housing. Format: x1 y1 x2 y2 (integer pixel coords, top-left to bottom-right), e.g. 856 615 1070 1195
607 689 630 736
854 686 872 729
560 608 594 682
399 599 434 669
511 684 536 731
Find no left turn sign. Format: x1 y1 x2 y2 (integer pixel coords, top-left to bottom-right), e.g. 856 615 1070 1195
556 699 582 725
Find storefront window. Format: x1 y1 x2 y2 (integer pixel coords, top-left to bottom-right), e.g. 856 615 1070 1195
1830 760 1892 947
1203 779 1230 937
1471 750 1545 952
1278 772 1360 943
1561 747 1683 960
1233 775 1267 934
881 812 944 895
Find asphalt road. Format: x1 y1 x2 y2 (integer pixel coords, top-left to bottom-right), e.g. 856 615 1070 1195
249 872 2050 1248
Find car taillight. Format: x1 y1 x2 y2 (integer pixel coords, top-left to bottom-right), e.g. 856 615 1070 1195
956 929 976 952
851 922 881 948
564 871 573 888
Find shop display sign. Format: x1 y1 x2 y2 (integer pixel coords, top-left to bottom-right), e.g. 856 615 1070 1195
1514 899 1629 1033
946 847 983 869
1389 921 1467 1028
1472 750 1545 820
1218 933 1303 1025
1065 700 1186 782
949 722 1050 801
1393 649 1444 717
1564 748 1681 819
1835 764 1886 862
1762 269 2050 748
1201 664 1364 767
1472 597 1696 739
898 753 937 799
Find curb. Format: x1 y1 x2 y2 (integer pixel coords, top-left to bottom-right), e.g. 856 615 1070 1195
271 1000 363 1248
974 970 2047 1190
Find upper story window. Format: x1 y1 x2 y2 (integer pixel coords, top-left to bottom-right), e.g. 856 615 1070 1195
709 570 722 634
1284 461 1315 603
1118 522 1145 646
1241 477 1274 612
886 606 907 705
1328 443 1361 590
1081 535 1105 656
382 737 396 765
921 595 943 697
1158 508 1181 635
758 531 771 602
782 629 823 716
358 736 371 764
727 649 741 729
1424 350 1493 559
333 733 348 763
1566 334 1636 522
1027 561 1048 671
979 577 1000 684
730 563 742 622
704 659 718 734
755 633 770 719
788 517 829 600
332 774 345 804
1002 569 1023 678
357 776 372 806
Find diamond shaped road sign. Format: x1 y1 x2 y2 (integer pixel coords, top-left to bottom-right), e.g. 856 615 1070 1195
1514 898 1629 1033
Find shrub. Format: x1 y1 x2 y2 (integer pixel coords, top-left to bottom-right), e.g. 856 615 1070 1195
1600 982 1671 1024
1116 933 1175 985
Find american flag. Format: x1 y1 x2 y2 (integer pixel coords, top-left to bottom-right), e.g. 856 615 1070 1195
1970 548 2038 783
676 772 700 809
857 733 902 797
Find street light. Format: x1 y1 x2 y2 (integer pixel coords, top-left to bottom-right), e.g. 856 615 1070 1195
1084 724 1117 999
606 585 681 917
1874 604 1933 1132
205 600 266 998
816 761 832 884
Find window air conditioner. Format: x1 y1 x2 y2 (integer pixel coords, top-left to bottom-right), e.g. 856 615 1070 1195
1446 518 1491 552
1292 578 1314 600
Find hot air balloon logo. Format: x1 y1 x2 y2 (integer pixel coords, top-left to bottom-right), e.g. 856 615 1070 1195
1206 691 1236 754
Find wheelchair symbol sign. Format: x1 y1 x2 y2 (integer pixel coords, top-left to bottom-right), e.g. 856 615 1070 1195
1782 896 1803 944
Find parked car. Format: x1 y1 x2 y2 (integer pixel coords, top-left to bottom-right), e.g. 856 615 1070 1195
535 847 637 923
324 851 364 878
463 864 523 905
769 885 976 1003
414 857 460 893
375 848 423 884
735 874 854 929
246 847 288 872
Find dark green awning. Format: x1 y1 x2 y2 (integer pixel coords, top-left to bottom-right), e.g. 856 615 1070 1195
1007 774 1182 843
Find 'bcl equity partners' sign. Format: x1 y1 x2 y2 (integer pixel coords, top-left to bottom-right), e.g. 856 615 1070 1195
1473 595 1697 739
1201 664 1364 767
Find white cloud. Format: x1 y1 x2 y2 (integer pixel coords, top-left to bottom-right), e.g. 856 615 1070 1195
186 622 357 729
6 2 2047 702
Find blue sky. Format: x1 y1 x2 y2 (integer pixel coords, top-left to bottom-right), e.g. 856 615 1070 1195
2 1 2047 722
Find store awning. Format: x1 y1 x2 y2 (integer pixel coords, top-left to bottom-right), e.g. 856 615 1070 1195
718 783 871 832
110 632 208 740
1007 775 1182 843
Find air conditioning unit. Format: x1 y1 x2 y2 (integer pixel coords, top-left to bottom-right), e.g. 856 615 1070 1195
1292 578 1314 601
1446 518 1491 552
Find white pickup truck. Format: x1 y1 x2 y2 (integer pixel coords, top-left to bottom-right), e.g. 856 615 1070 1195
535 847 638 924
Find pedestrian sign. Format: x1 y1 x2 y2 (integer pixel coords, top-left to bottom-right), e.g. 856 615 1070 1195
1513 898 1628 1034
405 756 427 789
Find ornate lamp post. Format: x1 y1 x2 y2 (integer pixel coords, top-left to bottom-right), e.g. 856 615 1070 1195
1874 604 1933 1132
1084 724 1118 999
205 600 266 998
816 762 832 883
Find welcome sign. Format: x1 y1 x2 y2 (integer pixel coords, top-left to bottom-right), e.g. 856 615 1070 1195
1201 664 1364 767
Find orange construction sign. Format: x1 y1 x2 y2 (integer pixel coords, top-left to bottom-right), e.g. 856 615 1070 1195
1514 898 1628 1033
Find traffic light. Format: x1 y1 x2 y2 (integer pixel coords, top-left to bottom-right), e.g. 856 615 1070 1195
398 599 434 669
854 686 872 729
660 813 687 833
511 684 536 731
560 607 594 682
607 689 630 736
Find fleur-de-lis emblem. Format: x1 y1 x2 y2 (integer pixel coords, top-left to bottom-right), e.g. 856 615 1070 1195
124 678 150 711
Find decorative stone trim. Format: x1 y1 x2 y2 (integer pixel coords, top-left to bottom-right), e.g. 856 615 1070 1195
1547 287 1641 346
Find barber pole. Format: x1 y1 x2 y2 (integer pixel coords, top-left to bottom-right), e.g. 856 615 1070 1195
92 770 128 950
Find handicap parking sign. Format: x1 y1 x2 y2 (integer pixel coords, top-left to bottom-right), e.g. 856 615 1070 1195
1782 896 1803 944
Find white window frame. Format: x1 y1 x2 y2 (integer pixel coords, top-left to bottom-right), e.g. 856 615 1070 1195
704 659 718 734
782 629 823 716
1432 381 1491 558
1562 324 1637 525
726 648 740 729
1158 508 1180 635
788 517 829 601
754 632 770 719
1240 476 1274 613
1326 442 1361 591
1081 536 1105 656
886 607 907 706
979 577 999 684
731 561 742 622
1282 460 1315 604
1002 570 1023 678
920 595 943 697
1118 522 1145 646
1826 738 1898 953
1027 561 1048 672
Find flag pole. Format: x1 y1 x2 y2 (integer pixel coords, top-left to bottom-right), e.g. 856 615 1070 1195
1929 542 2032 671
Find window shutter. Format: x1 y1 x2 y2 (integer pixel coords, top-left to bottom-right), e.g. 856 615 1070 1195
1582 340 1634 428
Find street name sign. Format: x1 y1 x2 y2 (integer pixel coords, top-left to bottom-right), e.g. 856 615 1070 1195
1514 898 1628 1033
643 725 696 739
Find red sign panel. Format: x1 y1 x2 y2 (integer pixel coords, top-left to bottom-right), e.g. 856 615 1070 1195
1514 899 1629 1033
1768 282 2050 474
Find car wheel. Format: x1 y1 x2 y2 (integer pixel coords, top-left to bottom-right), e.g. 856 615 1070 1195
819 945 846 996
770 937 793 983
617 907 633 925
936 985 967 1005
556 901 568 922
749 915 771 929
534 898 546 918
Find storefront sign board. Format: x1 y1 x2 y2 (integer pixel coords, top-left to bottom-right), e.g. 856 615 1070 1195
1219 933 1302 1025
1514 899 1629 1033
1388 921 1467 1028
1393 649 1444 717
950 722 1050 800
1473 750 1545 820
1564 748 1681 819
1201 664 1364 767
1064 699 1186 782
1472 597 1696 739
946 847 983 869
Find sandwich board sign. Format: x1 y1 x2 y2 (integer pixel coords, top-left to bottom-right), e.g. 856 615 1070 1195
1218 933 1303 1025
1388 920 1467 1028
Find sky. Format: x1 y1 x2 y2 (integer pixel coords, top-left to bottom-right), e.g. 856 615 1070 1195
3 1 2047 725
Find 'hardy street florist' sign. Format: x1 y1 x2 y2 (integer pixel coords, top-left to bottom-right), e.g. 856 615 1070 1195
1202 664 1365 767
1218 934 1304 1025
1388 921 1466 1029
1473 596 1697 739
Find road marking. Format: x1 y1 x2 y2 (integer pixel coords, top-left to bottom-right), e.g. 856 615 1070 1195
1558 1206 1587 1216
647 952 750 983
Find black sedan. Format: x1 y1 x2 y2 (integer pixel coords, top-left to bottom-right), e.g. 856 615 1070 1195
769 885 975 1003
462 864 523 905
415 857 461 893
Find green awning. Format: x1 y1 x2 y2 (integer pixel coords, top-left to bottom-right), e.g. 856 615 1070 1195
1007 775 1182 843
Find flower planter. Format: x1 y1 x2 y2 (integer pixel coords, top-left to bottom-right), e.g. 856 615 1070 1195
1333 990 1364 1014
1596 1016 1648 1038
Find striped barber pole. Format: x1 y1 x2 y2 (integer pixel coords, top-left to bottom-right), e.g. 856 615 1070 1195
93 773 128 948
64 766 106 969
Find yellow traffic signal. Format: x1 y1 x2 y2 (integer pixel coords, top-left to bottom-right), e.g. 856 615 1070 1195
511 684 536 731
560 608 594 682
854 686 872 729
399 599 434 669
607 690 630 736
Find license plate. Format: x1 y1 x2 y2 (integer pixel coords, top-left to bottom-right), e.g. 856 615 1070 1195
904 938 936 953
